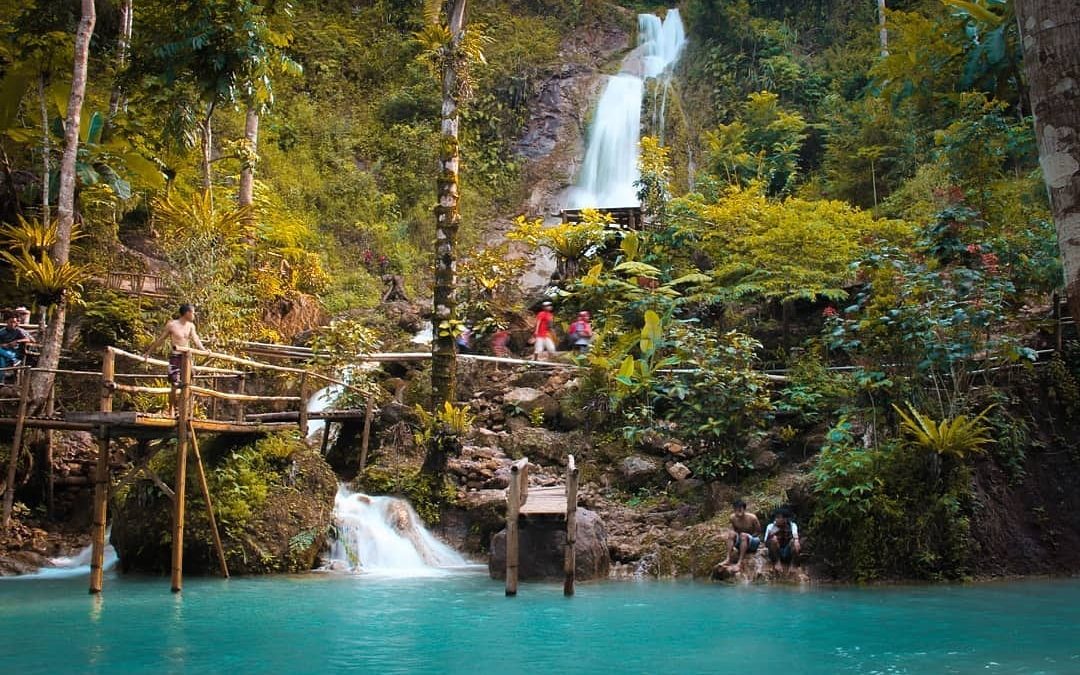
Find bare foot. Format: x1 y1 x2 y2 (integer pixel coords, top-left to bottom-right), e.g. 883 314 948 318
773 562 784 574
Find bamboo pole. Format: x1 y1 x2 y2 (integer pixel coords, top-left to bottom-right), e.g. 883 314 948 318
189 385 300 403
210 376 219 421
564 454 579 597
108 346 241 375
1 369 32 529
188 424 229 579
89 348 114 593
505 457 522 596
358 396 374 471
171 351 193 593
235 375 246 423
298 373 309 436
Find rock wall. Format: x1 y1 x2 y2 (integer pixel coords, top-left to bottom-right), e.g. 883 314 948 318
488 508 610 581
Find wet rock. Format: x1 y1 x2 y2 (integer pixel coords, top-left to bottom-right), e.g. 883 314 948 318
619 454 662 489
499 427 583 467
489 508 610 581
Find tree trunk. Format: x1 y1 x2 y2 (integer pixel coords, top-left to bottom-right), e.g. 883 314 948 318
201 103 214 206
30 0 96 412
431 0 467 409
877 0 888 57
238 105 259 221
38 73 50 221
1015 0 1080 323
103 0 132 141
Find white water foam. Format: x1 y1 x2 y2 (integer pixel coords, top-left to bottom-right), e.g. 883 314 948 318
325 487 473 577
2 532 118 580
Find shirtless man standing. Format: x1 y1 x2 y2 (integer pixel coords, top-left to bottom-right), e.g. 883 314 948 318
722 498 762 571
144 304 205 415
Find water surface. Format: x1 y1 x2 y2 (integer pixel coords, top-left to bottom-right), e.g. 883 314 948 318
2 573 1078 674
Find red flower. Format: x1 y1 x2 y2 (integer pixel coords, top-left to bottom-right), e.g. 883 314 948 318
823 306 839 318
966 243 981 254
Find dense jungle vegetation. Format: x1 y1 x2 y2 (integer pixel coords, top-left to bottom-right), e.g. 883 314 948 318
1 0 1078 582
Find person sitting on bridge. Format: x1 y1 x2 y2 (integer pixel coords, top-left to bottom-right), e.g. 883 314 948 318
144 303 205 415
0 311 35 377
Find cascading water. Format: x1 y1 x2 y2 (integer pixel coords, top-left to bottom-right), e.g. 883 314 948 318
568 9 686 209
1 531 118 580
325 487 471 576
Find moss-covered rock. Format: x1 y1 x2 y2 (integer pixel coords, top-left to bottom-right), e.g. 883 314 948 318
111 432 336 576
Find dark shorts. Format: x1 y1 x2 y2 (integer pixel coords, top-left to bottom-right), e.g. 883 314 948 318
769 542 794 563
168 352 182 386
733 534 760 553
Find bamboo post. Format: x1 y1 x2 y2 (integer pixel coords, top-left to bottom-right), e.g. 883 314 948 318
506 457 527 597
298 373 309 436
563 454 579 597
1054 292 1063 353
89 348 115 594
358 396 375 472
45 385 56 518
321 421 332 456
171 350 193 593
188 424 229 578
209 375 219 421
235 374 246 422
1 368 32 529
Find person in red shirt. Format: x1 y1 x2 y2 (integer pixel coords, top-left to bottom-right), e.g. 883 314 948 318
532 301 557 360
568 310 593 352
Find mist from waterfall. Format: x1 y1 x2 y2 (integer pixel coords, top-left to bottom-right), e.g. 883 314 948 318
325 487 471 577
568 9 686 209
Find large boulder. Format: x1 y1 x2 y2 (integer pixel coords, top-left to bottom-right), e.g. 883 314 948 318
503 387 559 422
499 427 585 467
619 454 662 489
489 508 609 581
111 433 337 575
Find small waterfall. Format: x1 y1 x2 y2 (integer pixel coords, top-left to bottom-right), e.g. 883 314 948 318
2 532 118 580
325 487 469 576
568 9 686 209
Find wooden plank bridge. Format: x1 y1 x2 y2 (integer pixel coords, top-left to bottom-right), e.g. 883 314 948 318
503 455 580 597
0 345 371 594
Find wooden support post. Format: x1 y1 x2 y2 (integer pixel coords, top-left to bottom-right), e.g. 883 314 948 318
358 396 375 472
90 348 115 594
321 421 332 456
235 374 246 422
171 350 193 593
209 376 219 421
188 424 229 578
1 369 32 529
1054 292 1063 353
298 373 309 436
46 386 56 518
564 454 579 597
506 457 527 597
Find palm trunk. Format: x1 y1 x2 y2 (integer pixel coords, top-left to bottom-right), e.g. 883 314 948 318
431 0 467 408
1015 0 1080 323
30 0 95 412
238 105 259 220
38 73 50 221
877 0 888 57
201 103 215 206
103 0 132 141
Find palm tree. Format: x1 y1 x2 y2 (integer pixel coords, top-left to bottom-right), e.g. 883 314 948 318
417 0 488 407
1015 0 1080 324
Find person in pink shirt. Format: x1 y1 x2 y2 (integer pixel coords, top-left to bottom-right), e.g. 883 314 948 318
532 301 557 360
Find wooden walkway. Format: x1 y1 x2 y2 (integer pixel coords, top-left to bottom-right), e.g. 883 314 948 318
503 455 580 596
0 344 372 595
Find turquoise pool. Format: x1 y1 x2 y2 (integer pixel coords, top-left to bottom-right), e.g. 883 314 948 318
2 572 1078 674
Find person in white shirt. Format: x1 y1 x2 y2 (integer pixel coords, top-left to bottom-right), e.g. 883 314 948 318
764 506 801 572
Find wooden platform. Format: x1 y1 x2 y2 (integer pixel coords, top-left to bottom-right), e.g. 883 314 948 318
518 485 569 516
63 411 298 437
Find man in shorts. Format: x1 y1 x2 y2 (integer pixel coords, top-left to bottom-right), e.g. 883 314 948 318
764 506 802 572
532 301 557 360
722 498 761 571
144 303 205 415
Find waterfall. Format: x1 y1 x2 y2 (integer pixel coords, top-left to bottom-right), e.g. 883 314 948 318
325 487 470 576
568 9 686 209
1 531 118 580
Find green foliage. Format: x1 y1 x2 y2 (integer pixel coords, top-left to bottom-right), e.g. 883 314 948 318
204 432 304 532
811 421 975 581
894 403 994 460
413 401 475 448
507 210 613 280
78 290 143 349
704 91 807 195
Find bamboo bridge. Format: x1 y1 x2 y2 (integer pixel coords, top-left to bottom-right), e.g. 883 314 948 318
0 345 371 594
